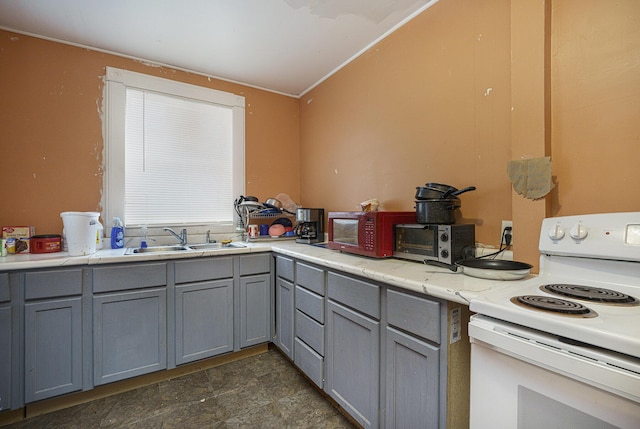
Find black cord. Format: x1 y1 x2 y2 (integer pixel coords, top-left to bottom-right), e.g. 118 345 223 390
476 226 512 259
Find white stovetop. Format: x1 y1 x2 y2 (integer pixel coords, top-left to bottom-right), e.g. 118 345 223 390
0 240 526 305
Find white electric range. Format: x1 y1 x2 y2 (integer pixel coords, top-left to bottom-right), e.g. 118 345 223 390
468 212 640 428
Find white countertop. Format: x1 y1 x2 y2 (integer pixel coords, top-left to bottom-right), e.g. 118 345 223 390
0 241 531 305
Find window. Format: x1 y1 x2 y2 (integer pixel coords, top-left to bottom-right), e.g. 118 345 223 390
103 67 245 233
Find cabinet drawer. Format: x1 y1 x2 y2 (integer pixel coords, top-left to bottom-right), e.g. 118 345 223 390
93 263 167 293
0 273 9 302
276 256 294 282
175 257 233 284
327 272 380 318
296 262 325 296
386 289 441 343
296 309 324 355
295 285 324 323
25 269 83 300
239 253 271 276
294 337 324 388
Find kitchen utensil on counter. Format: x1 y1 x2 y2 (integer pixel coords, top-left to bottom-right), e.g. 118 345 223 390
272 217 293 231
454 259 532 280
441 186 476 198
268 224 286 237
295 208 324 244
61 211 100 256
415 184 456 200
259 224 269 236
264 197 297 215
274 193 300 214
263 198 282 209
234 195 260 229
416 183 477 200
415 198 461 224
247 224 259 238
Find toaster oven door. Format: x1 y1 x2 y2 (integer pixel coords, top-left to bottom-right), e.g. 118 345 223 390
394 224 438 261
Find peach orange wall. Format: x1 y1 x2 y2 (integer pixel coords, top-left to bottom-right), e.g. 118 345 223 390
0 30 300 234
299 0 640 259
550 0 640 216
299 0 513 246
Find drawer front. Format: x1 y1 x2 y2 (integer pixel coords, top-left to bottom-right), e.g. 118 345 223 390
239 253 271 276
327 272 380 318
294 338 324 388
275 256 294 282
296 262 325 296
93 263 167 293
295 309 324 356
25 269 83 300
0 273 9 302
175 257 233 284
386 289 441 343
295 285 324 323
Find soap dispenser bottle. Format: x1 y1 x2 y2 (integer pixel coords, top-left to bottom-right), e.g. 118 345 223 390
111 217 124 249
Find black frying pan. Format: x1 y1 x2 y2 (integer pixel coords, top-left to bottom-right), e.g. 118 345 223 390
455 259 533 280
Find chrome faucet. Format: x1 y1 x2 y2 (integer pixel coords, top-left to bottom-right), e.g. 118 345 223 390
163 227 187 245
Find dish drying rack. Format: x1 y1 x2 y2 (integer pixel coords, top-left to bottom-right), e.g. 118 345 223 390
241 207 297 241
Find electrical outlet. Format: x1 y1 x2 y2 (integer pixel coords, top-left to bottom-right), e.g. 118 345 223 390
501 220 513 246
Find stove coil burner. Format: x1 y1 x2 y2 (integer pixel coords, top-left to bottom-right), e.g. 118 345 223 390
511 295 598 318
540 284 639 306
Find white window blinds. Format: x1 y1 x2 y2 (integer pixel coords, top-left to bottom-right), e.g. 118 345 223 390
124 89 233 225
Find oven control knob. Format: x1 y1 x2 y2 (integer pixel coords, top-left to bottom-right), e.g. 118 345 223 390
441 249 449 258
570 223 588 240
548 224 565 240
440 233 449 242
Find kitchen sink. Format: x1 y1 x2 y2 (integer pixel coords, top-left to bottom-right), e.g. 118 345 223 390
188 242 246 251
125 245 191 255
124 242 246 255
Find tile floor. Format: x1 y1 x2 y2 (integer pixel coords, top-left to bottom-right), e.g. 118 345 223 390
4 348 356 428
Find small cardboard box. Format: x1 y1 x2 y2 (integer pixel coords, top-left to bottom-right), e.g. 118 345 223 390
2 226 36 253
2 226 35 239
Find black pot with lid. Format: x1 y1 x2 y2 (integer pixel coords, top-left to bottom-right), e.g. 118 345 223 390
415 198 461 224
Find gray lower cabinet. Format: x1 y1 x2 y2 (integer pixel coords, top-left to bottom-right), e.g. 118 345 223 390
239 254 272 348
92 263 167 386
385 327 440 428
0 273 13 411
175 257 234 364
239 274 271 348
326 272 380 429
275 256 295 359
175 280 233 364
24 269 84 403
385 288 444 429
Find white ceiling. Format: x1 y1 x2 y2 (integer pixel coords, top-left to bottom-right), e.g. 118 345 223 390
0 0 439 97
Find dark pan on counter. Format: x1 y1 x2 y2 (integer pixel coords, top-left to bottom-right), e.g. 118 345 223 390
456 259 533 280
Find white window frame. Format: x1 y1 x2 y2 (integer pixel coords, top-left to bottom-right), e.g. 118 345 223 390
102 67 245 235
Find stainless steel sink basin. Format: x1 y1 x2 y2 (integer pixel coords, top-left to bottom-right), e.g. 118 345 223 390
187 242 246 251
124 241 246 255
125 245 191 254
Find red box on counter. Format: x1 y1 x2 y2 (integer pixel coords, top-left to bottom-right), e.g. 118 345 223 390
30 234 62 253
2 226 36 253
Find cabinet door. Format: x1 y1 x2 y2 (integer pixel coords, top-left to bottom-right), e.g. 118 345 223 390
0 303 12 411
175 279 233 365
240 274 271 348
93 288 167 385
24 297 82 402
275 277 294 359
385 326 440 429
325 300 379 429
